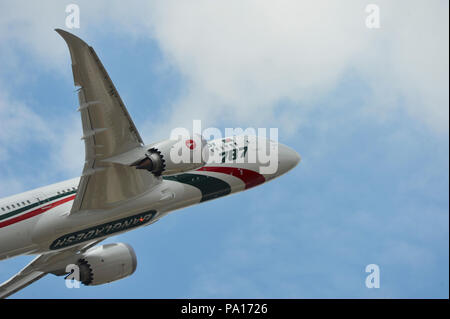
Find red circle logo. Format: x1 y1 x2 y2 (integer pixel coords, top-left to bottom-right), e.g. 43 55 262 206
185 139 196 150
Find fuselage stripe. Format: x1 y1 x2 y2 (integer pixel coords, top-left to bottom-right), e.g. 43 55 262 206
0 195 76 229
197 166 265 189
163 173 231 202
0 190 77 222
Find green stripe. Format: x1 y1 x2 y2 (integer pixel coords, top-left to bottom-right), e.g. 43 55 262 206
164 173 231 202
0 190 77 222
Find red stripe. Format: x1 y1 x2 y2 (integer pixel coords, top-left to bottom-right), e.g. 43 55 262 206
197 166 265 189
0 195 76 229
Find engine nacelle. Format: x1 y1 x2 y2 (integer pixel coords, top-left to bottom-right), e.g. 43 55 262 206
77 243 137 286
133 134 208 176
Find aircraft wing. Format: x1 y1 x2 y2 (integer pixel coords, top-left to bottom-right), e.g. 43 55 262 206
55 29 157 213
0 260 46 299
0 241 101 298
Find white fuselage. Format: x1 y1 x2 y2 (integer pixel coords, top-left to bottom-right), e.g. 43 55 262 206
0 137 300 261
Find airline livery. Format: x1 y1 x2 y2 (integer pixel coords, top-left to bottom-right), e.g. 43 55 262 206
0 29 300 298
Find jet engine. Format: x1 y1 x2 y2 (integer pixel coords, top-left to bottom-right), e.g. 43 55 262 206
132 134 209 176
76 243 137 286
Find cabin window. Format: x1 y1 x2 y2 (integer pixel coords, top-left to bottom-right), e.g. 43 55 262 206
27 200 31 204
57 192 60 195
17 203 20 207
22 202 25 205
1 208 4 211
11 204 15 208
6 206 10 210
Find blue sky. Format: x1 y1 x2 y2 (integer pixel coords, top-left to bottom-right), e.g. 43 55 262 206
0 1 448 298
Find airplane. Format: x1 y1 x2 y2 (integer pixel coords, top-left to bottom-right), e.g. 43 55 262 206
0 29 300 298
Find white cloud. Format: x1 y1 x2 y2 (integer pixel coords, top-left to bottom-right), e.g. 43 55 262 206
144 1 370 126
1 1 448 134
0 90 53 161
0 1 68 70
355 1 449 132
